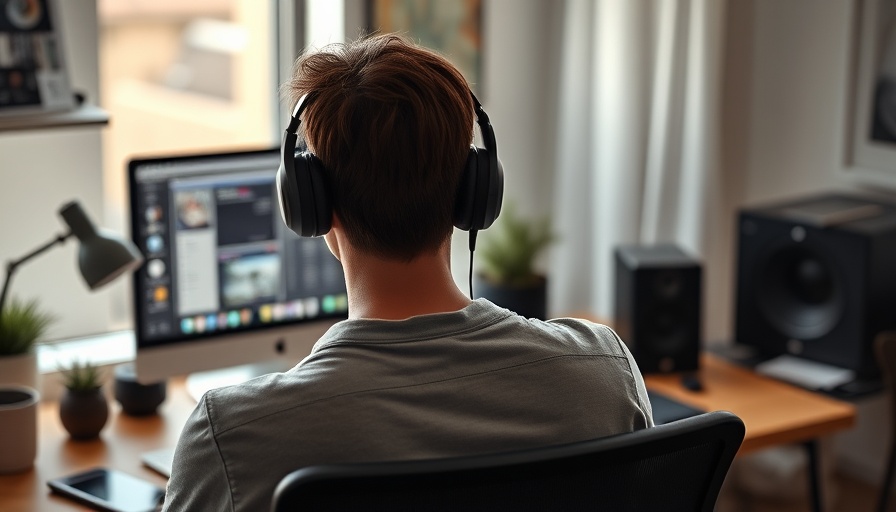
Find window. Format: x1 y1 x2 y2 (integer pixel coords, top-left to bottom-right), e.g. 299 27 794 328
97 0 279 236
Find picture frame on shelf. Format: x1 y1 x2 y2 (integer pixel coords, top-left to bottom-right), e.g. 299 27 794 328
365 0 483 97
0 0 75 118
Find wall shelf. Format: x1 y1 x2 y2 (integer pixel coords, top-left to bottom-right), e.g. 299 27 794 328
0 105 109 133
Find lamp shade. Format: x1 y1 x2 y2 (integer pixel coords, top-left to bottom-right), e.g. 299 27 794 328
59 202 143 290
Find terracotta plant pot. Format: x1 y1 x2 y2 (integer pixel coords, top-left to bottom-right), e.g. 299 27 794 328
59 387 108 440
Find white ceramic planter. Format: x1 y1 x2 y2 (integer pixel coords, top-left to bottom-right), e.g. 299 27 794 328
0 351 39 393
0 385 39 473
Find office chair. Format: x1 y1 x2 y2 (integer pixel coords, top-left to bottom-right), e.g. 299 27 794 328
877 331 896 512
271 410 745 512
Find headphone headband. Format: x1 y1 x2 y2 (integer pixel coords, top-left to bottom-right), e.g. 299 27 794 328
286 93 313 134
276 89 503 238
470 92 499 209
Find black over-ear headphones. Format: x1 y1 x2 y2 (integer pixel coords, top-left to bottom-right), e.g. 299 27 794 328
276 91 504 239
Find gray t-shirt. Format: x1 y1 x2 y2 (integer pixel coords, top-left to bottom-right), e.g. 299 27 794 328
162 299 653 511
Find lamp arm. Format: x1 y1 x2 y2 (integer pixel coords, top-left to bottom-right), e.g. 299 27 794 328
0 231 73 320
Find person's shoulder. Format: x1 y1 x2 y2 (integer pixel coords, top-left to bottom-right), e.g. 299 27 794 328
200 371 302 433
539 316 628 357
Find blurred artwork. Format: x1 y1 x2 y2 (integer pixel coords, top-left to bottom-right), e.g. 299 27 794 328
871 0 896 143
846 0 896 179
367 0 482 92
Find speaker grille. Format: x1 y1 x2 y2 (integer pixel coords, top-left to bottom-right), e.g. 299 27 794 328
614 244 701 374
756 245 845 340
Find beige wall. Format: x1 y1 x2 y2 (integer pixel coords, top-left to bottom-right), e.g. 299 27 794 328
740 0 860 201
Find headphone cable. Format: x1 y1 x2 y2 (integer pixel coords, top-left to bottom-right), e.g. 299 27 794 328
468 229 478 299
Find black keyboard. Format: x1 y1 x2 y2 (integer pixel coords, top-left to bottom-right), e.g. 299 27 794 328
647 389 704 425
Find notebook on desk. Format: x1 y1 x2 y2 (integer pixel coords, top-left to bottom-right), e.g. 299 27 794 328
647 389 705 425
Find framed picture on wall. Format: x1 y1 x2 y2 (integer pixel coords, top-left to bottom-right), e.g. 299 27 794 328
366 0 483 95
846 0 896 185
0 0 74 117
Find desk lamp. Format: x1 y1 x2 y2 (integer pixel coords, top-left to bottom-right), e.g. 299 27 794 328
0 201 143 321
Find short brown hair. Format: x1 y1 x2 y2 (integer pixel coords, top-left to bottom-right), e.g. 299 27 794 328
283 34 474 260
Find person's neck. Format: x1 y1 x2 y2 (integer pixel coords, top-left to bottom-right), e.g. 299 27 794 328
341 247 471 320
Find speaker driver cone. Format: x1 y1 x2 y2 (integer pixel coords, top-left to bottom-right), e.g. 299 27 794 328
756 246 844 340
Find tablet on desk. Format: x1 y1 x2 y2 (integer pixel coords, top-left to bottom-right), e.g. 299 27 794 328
647 389 705 425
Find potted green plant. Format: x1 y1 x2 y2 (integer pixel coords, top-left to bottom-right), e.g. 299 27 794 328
0 297 55 391
58 359 108 440
476 202 556 319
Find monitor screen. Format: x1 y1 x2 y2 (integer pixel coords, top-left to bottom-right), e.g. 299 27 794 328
129 148 347 384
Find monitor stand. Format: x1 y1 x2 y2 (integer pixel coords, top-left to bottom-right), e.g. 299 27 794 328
184 360 294 402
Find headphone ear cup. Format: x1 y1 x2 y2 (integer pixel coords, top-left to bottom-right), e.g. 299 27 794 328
453 148 479 231
278 94 333 237
453 146 504 232
278 148 333 237
306 155 332 236
276 157 301 233
482 154 504 229
475 147 503 230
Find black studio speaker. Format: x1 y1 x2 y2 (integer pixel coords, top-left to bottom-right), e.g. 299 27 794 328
735 193 896 377
614 244 701 374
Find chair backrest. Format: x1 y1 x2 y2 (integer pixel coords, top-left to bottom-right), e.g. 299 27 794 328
271 410 745 512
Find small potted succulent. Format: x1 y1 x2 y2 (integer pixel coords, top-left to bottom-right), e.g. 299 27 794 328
0 297 55 391
476 202 556 319
59 359 108 440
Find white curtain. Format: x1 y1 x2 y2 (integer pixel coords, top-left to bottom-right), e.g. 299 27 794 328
550 0 727 320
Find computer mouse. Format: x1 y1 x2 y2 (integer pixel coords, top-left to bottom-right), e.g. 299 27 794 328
681 373 704 392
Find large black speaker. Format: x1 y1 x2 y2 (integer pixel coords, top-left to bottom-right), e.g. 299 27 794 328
735 193 896 378
614 244 701 374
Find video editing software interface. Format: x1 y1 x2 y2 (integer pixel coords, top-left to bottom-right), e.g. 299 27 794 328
130 149 347 347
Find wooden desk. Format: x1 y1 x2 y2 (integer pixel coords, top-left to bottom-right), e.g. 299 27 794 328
0 377 194 512
646 353 856 454
648 353 856 512
0 356 857 511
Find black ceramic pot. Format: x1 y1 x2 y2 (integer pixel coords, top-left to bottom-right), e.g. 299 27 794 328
59 388 109 440
114 363 166 416
475 275 548 320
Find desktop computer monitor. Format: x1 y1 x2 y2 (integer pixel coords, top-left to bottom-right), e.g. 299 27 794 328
128 148 347 390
